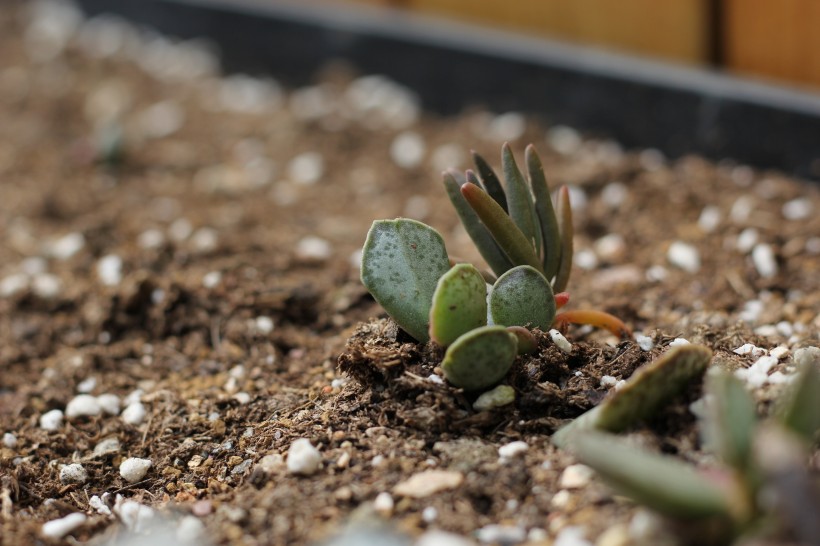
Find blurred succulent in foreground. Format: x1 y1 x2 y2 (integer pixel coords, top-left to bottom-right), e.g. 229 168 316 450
360 144 629 391
564 350 820 545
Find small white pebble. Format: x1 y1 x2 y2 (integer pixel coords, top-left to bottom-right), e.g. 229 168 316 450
202 270 222 288
751 244 778 278
476 524 527 544
287 152 324 184
168 218 193 241
121 401 147 425
76 377 96 393
31 273 62 299
600 182 628 209
574 249 598 270
427 374 444 385
176 515 206 542
551 489 572 509
373 492 394 516
782 197 813 220
549 329 573 354
547 125 581 155
93 437 121 457
0 273 28 297
594 234 626 262
255 316 274 334
736 228 759 253
390 131 425 168
669 338 690 347
232 392 251 405
734 343 766 357
114 497 155 531
3 432 17 448
88 495 111 515
730 195 755 223
119 457 152 482
97 254 123 286
486 111 526 142
40 409 64 430
96 393 121 415
634 334 654 351
295 235 332 261
599 375 618 387
421 506 438 523
667 241 700 273
560 464 594 489
60 463 88 484
287 438 322 475
371 454 386 468
48 233 86 260
66 394 101 418
554 526 593 546
498 440 528 461
806 237 820 255
137 229 165 249
190 227 218 252
41 513 86 539
697 205 721 233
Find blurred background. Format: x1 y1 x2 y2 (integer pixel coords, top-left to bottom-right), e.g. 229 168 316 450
341 0 820 91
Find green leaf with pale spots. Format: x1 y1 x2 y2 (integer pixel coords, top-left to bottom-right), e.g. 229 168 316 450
429 263 488 347
441 325 518 391
361 219 450 342
489 265 555 330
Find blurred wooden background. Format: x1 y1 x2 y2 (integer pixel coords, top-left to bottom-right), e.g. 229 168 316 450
343 0 820 90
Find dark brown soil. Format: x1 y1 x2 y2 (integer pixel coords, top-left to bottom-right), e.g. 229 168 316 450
1 2 818 546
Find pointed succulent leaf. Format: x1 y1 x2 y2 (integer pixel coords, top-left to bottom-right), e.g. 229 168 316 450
441 325 518 391
776 347 820 445
471 150 507 213
553 345 712 447
489 265 556 330
553 186 573 292
702 370 757 472
573 431 732 519
460 183 543 272
360 219 450 342
429 263 488 347
526 144 561 279
501 143 541 257
443 171 512 276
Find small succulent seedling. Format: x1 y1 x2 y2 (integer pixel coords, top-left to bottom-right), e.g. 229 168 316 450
566 352 820 544
361 144 630 391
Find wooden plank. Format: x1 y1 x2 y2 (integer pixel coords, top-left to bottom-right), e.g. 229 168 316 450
382 0 711 64
724 0 820 88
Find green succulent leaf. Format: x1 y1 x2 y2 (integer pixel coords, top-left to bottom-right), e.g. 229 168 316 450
471 150 508 213
776 347 820 445
443 171 512 276
460 182 543 272
573 431 732 519
360 219 451 342
507 325 538 355
489 265 556 330
429 263 488 347
553 186 574 292
441 325 518 391
501 143 541 258
553 344 712 447
526 145 561 281
703 370 758 473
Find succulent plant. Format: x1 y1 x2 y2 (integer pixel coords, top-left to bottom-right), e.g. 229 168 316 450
564 350 820 545
360 144 630 391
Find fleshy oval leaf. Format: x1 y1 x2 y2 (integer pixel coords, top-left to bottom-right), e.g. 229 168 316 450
489 265 556 330
441 325 518 391
361 219 450 342
429 263 488 347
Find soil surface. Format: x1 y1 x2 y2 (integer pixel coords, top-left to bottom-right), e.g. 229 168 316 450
1 2 819 546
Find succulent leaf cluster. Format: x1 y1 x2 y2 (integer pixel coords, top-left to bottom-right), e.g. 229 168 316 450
361 144 627 391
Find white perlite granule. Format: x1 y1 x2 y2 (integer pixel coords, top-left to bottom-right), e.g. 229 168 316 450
41 513 86 539
751 244 778 278
667 241 700 273
286 438 322 475
119 457 152 482
549 329 573 353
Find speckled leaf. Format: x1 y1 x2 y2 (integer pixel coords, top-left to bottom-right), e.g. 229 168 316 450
526 145 561 281
441 325 518 391
471 150 507 213
429 263 488 347
553 344 712 447
489 265 555 330
361 219 450 342
573 431 732 519
501 143 541 258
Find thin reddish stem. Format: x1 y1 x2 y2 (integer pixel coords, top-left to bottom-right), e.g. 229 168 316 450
553 309 632 338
